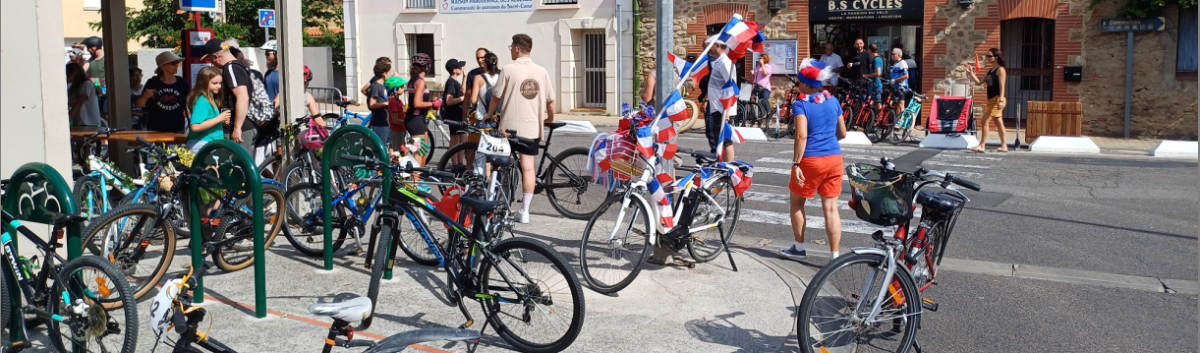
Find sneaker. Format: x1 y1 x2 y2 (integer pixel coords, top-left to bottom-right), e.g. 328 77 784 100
514 211 530 224
779 247 807 261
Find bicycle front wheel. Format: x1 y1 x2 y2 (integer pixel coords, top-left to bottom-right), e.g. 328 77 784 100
796 252 921 353
48 255 139 353
578 193 652 295
480 238 585 353
364 220 395 331
283 183 348 256
79 203 176 300
687 176 742 263
544 147 608 220
395 207 446 266
211 184 285 271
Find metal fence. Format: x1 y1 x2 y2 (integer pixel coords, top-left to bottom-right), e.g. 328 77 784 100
408 0 434 8
306 86 345 117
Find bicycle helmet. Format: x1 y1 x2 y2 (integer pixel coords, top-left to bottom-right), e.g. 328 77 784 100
411 53 432 67
260 40 278 52
303 65 313 82
385 76 409 91
81 36 103 49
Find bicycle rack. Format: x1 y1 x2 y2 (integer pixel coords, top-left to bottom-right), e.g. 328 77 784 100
320 125 392 273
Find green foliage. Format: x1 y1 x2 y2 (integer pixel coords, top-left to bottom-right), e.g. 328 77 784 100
1090 0 1197 19
91 0 344 67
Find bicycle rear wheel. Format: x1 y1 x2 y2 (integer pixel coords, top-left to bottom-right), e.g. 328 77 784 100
578 193 652 295
283 183 349 256
395 207 445 266
79 203 176 300
364 219 395 331
544 147 608 220
687 176 742 263
212 184 285 271
796 252 921 353
479 238 585 353
48 255 139 353
72 175 108 226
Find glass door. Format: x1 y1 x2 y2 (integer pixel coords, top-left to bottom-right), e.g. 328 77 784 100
863 24 922 92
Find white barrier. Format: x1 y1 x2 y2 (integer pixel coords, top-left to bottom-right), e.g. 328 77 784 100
1029 136 1100 154
838 131 872 146
1151 140 1198 159
919 133 980 149
733 126 768 141
552 120 598 134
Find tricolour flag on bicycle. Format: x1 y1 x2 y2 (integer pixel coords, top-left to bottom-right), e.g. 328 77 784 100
717 161 755 196
667 51 709 88
661 90 690 122
714 120 745 161
635 124 655 157
648 173 674 228
717 77 740 111
652 114 677 143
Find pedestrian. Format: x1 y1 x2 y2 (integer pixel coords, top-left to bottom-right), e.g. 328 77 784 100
404 53 440 184
185 66 231 154
366 56 393 146
464 47 490 123
80 36 108 121
262 41 280 103
273 65 325 126
471 53 502 122
704 35 735 161
386 75 409 155
966 48 1008 153
362 57 395 97
66 63 103 127
780 58 847 261
442 58 469 165
130 67 145 130
200 39 260 157
865 43 885 110
137 51 190 133
753 53 772 107
261 40 278 67
486 33 556 224
844 38 871 89
640 53 656 106
819 43 844 94
889 48 911 113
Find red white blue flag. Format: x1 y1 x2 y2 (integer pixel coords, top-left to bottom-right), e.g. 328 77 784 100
718 14 765 61
661 90 690 122
667 51 709 88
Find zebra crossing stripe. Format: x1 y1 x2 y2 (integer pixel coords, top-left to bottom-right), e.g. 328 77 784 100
739 209 895 236
922 160 992 169
742 191 921 218
931 154 1003 162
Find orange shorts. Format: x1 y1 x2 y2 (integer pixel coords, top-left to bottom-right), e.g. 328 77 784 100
789 154 844 199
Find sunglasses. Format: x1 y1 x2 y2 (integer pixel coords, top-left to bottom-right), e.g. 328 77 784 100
985 54 994 58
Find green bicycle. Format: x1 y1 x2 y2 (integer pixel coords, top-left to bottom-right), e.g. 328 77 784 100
886 88 927 145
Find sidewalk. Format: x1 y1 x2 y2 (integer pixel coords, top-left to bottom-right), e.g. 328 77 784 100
909 128 1171 156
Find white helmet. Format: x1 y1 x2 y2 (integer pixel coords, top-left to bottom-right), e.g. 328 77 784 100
260 40 277 52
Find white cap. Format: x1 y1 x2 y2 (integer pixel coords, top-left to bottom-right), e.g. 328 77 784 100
705 35 725 47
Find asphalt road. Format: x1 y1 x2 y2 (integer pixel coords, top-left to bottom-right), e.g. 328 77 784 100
504 127 1199 352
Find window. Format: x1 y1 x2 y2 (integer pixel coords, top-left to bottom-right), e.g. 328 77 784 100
407 34 435 77
544 0 578 4
1177 9 1197 79
407 0 434 9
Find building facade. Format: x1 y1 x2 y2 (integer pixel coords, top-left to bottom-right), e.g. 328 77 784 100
635 0 1197 139
350 0 635 115
63 0 146 53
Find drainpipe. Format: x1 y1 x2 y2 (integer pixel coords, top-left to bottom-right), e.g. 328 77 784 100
632 0 641 100
343 0 360 102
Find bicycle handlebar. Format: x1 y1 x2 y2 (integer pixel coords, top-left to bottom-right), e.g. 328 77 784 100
878 157 981 192
338 154 457 180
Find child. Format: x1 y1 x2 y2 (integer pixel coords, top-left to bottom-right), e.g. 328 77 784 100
779 59 847 261
185 66 231 154
385 75 409 155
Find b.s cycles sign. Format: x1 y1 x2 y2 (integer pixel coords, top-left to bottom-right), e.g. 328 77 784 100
811 0 924 22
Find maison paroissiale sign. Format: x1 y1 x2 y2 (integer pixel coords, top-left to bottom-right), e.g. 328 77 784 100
439 0 535 13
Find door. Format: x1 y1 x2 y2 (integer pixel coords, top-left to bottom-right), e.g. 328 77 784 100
1000 18 1054 121
582 30 606 108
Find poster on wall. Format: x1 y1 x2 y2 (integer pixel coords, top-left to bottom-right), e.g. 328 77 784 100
753 39 798 75
810 0 924 22
438 0 535 13
868 36 890 53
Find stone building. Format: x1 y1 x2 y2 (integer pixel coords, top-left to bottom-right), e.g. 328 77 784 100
634 0 1197 139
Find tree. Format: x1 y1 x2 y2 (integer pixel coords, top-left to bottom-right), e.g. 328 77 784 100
1090 0 1197 19
91 0 345 66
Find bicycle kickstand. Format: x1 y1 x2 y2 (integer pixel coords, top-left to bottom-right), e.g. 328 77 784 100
720 228 738 272
913 339 926 353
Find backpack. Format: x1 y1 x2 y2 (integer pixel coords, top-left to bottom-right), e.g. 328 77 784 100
475 72 503 120
228 60 275 125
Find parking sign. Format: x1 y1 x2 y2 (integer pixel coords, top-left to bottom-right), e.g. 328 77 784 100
259 9 276 28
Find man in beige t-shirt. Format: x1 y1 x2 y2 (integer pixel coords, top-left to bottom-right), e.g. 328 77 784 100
487 33 556 224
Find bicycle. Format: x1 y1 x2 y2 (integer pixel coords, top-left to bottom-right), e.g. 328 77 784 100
795 157 981 353
339 154 586 353
578 146 746 294
886 88 926 145
147 263 481 353
327 97 439 166
436 120 606 220
70 126 124 175
1 209 139 353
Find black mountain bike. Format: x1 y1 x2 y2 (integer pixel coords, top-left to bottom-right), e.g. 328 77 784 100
349 155 586 353
1 209 139 353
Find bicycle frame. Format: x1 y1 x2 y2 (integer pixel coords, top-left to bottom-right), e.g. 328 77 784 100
2 213 82 344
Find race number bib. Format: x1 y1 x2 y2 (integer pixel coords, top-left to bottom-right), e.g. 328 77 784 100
149 278 183 342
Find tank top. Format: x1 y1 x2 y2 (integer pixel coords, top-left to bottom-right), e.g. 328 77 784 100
475 72 500 120
985 68 1001 99
406 77 431 135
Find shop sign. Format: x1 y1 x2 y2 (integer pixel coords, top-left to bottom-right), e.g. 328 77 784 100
810 0 924 22
439 0 535 13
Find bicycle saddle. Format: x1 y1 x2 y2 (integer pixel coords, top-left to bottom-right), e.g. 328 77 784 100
308 297 373 324
459 196 501 216
486 154 513 167
690 151 718 164
545 121 567 130
916 190 962 213
335 99 352 108
43 211 87 226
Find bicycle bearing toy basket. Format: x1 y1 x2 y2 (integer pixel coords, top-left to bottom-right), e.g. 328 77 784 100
846 163 916 226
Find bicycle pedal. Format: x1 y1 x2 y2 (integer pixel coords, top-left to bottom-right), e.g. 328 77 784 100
921 297 938 312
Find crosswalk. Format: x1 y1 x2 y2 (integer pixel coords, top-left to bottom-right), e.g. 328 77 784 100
736 145 1001 236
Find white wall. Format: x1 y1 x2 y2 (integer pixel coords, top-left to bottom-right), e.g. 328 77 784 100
352 0 635 114
3 0 72 179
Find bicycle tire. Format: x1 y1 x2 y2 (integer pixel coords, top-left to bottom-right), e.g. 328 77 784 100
258 155 282 181
395 207 445 266
424 131 438 166
796 252 920 353
281 159 320 190
283 183 348 257
479 237 586 353
118 189 190 240
687 176 742 263
436 142 478 175
544 147 607 220
678 100 700 134
79 203 176 300
48 255 139 353
578 193 652 295
73 175 107 225
2 259 11 332
211 184 286 271
363 219 394 331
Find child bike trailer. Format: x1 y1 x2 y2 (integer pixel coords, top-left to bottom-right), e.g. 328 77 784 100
926 95 973 134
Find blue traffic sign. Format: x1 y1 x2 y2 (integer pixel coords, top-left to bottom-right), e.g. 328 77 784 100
180 0 219 12
259 9 276 28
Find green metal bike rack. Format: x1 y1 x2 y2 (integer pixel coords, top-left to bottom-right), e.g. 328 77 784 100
320 125 392 276
188 140 268 318
2 162 81 344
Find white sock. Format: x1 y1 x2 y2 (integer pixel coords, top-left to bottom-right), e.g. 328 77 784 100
831 251 840 259
521 193 533 214
793 242 805 252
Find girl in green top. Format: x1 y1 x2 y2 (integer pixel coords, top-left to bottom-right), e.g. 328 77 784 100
186 66 230 153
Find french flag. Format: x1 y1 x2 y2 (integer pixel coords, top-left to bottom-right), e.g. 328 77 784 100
717 77 740 111
635 125 655 157
661 90 690 122
652 115 677 143
715 120 745 160
648 174 674 228
718 14 764 61
667 52 709 87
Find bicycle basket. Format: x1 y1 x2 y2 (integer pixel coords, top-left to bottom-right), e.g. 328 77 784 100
845 163 915 226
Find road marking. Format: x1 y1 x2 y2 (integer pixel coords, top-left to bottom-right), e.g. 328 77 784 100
743 191 920 217
932 153 1003 162
922 160 992 169
740 208 894 236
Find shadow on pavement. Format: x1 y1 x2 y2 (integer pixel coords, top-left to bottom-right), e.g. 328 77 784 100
684 311 788 353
